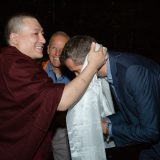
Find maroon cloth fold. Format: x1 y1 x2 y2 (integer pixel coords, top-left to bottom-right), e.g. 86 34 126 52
0 46 64 160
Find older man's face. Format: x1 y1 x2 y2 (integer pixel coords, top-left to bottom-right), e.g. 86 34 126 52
48 35 68 68
12 17 46 59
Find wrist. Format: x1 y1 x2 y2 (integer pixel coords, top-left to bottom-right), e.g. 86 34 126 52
87 63 98 74
105 117 112 136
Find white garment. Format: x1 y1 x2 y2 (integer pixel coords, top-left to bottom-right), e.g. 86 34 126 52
66 54 115 160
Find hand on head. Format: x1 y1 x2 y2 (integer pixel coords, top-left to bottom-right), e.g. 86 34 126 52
88 42 106 71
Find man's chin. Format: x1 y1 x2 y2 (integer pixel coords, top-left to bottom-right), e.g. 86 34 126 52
34 53 43 59
52 62 61 67
52 65 61 68
97 73 105 78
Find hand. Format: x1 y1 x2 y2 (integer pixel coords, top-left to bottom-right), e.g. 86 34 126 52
87 42 106 71
101 118 109 135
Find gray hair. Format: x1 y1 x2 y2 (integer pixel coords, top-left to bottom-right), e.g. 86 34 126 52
60 35 96 65
48 31 70 47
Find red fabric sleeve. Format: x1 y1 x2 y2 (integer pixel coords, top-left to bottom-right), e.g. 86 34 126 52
0 47 65 160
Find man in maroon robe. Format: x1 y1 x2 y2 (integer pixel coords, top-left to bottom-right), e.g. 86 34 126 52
0 14 106 160
0 46 64 159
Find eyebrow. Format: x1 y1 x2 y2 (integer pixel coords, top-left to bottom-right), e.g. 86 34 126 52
33 27 44 32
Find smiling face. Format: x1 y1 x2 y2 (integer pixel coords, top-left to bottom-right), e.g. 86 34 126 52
47 35 69 68
10 17 46 59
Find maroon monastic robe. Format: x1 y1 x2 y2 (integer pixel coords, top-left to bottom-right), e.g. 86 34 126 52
0 46 64 160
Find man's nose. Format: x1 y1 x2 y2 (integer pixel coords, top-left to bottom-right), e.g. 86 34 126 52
54 49 62 56
40 34 46 44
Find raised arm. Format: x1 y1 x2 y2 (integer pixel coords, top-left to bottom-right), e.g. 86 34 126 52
57 42 106 111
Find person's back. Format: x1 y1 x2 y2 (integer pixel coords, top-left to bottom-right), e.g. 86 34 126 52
107 51 160 159
61 35 160 160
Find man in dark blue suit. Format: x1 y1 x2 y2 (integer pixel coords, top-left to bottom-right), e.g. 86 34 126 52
60 35 160 160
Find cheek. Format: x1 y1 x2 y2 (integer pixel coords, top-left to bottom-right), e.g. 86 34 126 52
97 71 102 77
49 54 54 59
64 62 71 70
50 51 57 57
66 66 73 72
21 39 35 51
75 72 80 76
20 41 32 51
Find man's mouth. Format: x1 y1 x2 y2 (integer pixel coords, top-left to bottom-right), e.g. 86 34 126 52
53 57 60 61
36 45 44 51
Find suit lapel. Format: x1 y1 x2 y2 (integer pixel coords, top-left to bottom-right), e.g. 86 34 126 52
109 52 130 122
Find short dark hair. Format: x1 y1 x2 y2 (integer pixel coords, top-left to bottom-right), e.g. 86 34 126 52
60 35 96 65
4 13 36 45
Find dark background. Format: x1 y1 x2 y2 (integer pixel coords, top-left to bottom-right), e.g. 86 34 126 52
0 0 160 63
0 1 159 159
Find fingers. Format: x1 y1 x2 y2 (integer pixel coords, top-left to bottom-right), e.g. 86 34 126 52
90 42 96 52
101 119 107 135
88 42 107 70
103 47 107 55
90 42 103 53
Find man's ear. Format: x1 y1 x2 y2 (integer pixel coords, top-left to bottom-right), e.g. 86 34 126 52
9 33 19 45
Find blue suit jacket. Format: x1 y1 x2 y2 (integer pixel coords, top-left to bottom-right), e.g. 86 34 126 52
107 51 160 157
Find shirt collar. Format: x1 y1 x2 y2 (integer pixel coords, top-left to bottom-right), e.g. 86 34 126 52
105 58 113 84
48 61 53 71
47 61 69 83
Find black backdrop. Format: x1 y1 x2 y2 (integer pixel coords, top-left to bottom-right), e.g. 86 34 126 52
0 0 159 63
